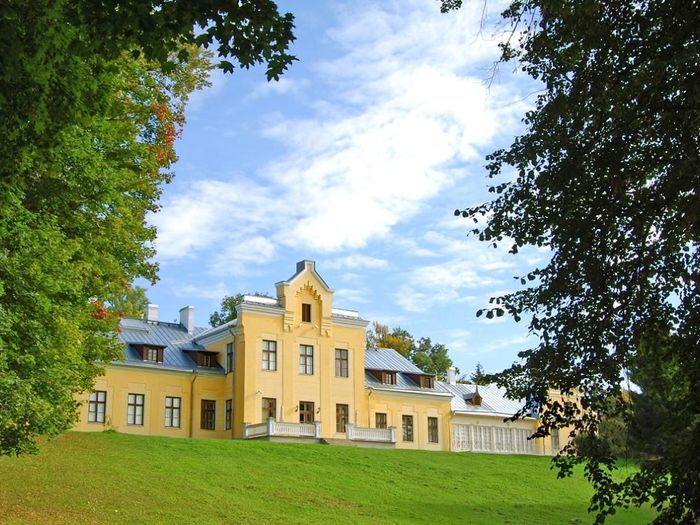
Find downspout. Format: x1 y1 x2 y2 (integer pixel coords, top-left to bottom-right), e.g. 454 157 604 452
227 326 236 437
367 388 373 427
189 370 198 438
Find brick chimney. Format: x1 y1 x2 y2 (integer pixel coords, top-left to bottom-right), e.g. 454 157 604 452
146 304 159 323
179 305 195 334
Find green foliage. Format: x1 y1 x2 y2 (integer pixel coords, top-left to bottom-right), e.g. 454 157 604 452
448 0 700 522
0 432 655 524
107 285 150 320
367 323 454 379
209 292 271 327
1 0 295 455
469 362 489 385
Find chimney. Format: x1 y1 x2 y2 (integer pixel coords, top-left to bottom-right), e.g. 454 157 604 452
179 305 195 334
447 366 457 385
146 304 159 322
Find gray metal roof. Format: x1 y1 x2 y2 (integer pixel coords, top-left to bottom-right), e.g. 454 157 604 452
440 382 529 418
365 347 424 373
364 348 451 395
118 318 223 373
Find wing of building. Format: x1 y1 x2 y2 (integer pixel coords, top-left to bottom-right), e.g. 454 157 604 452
74 260 561 455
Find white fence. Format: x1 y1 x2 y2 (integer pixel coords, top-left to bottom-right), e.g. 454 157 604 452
451 424 536 454
243 419 321 439
346 423 396 443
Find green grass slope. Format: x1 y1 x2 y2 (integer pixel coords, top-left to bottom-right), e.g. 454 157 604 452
0 432 653 525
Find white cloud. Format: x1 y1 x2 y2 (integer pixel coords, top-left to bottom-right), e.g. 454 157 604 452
154 0 525 267
246 77 310 100
175 281 231 300
325 255 388 270
334 287 370 304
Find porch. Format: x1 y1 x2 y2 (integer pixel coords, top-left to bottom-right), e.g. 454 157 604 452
346 423 396 444
243 418 321 440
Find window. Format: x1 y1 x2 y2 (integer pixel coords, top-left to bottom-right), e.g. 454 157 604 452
192 352 217 368
262 397 276 421
420 376 434 389
145 347 159 362
335 349 349 377
225 399 232 430
262 340 277 371
381 371 396 385
336 404 349 433
226 343 234 373
201 399 215 430
299 345 314 374
302 303 311 322
165 396 181 428
402 415 414 442
551 428 560 452
88 391 106 423
127 393 144 425
428 417 439 443
375 412 387 429
299 401 314 424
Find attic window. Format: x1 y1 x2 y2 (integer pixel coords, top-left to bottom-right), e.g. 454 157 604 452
190 351 218 368
420 376 434 389
381 371 396 385
465 392 483 406
302 303 311 322
140 345 164 364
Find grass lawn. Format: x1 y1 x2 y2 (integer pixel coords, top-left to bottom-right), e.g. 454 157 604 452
0 432 654 524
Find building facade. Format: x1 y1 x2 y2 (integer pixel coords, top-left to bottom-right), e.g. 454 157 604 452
75 260 559 454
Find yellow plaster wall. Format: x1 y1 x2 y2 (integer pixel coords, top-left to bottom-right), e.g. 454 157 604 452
74 365 229 439
368 390 453 451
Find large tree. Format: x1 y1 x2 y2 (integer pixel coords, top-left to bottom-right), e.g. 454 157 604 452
0 1 295 455
447 0 699 522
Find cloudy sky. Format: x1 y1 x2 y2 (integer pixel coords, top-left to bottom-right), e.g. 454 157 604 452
145 0 546 377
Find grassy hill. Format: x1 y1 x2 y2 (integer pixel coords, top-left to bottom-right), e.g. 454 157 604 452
0 432 653 525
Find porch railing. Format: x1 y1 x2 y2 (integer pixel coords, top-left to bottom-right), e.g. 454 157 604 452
346 423 396 443
243 418 321 439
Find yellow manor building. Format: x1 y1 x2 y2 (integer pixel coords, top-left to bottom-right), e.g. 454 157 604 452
75 260 562 455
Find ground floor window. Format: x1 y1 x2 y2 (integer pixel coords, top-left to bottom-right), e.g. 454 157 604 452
299 401 314 424
451 424 536 454
336 404 349 432
127 393 144 425
375 412 387 429
201 399 216 430
225 399 232 430
88 391 106 423
165 396 181 428
428 417 439 443
402 415 414 442
551 428 560 452
262 397 276 421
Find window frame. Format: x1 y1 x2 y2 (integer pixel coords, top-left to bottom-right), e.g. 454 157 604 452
127 393 144 426
200 399 216 430
165 396 181 428
375 412 387 429
301 303 311 322
428 416 439 443
88 391 106 423
262 397 277 421
225 399 232 430
381 371 396 385
226 342 234 373
335 349 349 377
336 404 349 433
402 414 414 442
299 344 314 375
299 401 314 424
262 340 277 371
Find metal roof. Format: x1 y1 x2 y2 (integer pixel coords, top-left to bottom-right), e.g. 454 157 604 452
118 318 223 373
364 347 424 373
365 371 452 395
440 382 529 418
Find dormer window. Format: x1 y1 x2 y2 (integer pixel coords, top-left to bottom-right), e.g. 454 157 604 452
138 344 164 364
302 303 311 322
420 376 434 389
187 351 218 368
381 371 396 385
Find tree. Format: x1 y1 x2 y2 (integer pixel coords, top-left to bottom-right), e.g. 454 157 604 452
469 363 488 385
108 285 150 319
446 0 699 522
411 337 454 381
366 322 415 357
209 292 270 327
1 1 296 455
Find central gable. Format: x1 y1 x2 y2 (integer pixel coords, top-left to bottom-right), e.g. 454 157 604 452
276 260 334 335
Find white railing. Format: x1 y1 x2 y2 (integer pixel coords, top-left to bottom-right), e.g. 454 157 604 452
243 419 321 439
346 423 396 443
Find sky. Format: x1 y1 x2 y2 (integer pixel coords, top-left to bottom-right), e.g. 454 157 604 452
143 0 547 377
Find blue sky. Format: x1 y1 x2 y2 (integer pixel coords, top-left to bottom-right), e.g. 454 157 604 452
143 0 547 377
